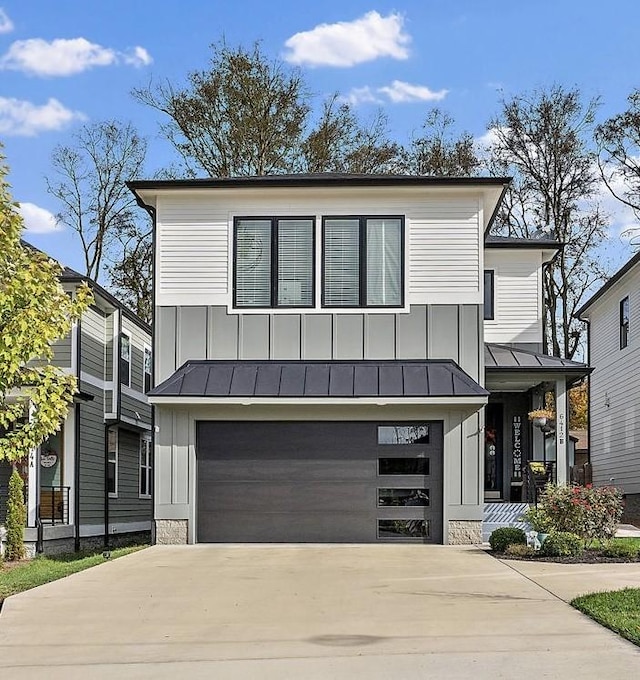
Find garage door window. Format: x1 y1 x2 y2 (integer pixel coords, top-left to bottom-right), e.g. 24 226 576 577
378 458 430 475
377 425 429 444
378 488 429 507
378 519 429 538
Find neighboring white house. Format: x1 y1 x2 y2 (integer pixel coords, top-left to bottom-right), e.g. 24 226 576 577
578 251 640 522
129 174 589 545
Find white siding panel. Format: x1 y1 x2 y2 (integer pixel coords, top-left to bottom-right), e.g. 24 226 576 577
484 250 542 344
155 189 485 307
588 263 640 494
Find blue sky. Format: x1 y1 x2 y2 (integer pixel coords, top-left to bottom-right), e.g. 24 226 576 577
2 0 639 274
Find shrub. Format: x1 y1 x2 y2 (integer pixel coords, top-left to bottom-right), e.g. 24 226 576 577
489 527 527 552
541 531 584 557
521 506 554 533
6 468 26 561
537 484 623 543
601 542 640 559
504 543 536 558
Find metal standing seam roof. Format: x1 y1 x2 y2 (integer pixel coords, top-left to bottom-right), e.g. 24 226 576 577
485 343 590 373
148 360 489 399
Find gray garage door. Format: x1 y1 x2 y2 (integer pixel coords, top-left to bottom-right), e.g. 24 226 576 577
196 421 443 543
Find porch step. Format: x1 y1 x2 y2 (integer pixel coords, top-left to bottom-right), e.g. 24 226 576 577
482 502 529 542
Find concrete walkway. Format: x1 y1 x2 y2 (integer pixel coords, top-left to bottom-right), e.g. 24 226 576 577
0 545 639 679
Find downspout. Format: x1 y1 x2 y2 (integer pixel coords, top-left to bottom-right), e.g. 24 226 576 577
74 316 82 551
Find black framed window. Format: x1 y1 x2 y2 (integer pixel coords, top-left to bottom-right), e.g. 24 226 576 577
620 296 630 349
378 458 430 476
234 217 314 308
107 428 118 497
484 270 495 320
139 437 152 498
322 216 403 307
144 346 152 393
119 332 131 387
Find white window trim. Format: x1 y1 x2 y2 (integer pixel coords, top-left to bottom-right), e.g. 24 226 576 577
108 428 118 499
120 329 132 388
143 343 152 393
139 436 152 499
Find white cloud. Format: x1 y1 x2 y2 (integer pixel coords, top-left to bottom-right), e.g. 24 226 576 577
0 37 153 77
0 8 13 34
0 97 86 136
122 46 153 67
378 80 448 103
342 81 447 106
284 11 410 67
341 86 383 105
18 203 61 234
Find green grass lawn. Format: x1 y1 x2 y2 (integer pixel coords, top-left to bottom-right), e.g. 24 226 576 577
591 537 640 550
572 588 640 646
0 545 146 602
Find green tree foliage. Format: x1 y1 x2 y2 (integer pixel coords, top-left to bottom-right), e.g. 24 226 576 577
0 157 92 462
406 108 480 176
134 42 407 178
134 41 309 177
5 469 26 560
301 95 402 174
488 85 608 359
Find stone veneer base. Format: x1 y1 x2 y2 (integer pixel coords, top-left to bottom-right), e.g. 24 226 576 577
154 519 188 545
448 520 483 545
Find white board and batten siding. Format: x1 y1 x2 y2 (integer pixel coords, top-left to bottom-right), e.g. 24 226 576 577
155 187 485 309
483 249 543 345
585 263 640 494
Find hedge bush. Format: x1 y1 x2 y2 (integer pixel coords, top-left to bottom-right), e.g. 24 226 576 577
541 531 584 557
504 543 536 558
489 527 527 552
602 542 640 559
5 469 26 561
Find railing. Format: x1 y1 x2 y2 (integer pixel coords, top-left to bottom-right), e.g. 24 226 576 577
525 462 556 504
39 486 70 525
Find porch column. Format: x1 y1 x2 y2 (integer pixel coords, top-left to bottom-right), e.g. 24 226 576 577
26 445 38 527
555 378 568 484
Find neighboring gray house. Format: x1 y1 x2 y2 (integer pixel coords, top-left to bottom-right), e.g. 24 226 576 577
0 257 153 555
578 252 640 523
129 174 589 545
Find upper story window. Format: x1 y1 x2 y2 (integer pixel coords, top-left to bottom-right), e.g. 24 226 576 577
484 270 495 320
119 331 131 387
322 216 403 307
234 217 314 308
620 296 630 349
144 345 152 393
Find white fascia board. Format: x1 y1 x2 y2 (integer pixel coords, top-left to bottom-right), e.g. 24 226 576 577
148 396 488 407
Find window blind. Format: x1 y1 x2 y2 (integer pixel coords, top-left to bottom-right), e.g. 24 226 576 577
366 218 401 306
277 219 313 306
235 220 272 307
323 219 360 306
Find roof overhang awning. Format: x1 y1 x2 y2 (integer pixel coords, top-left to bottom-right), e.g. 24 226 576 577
148 359 489 407
485 343 590 392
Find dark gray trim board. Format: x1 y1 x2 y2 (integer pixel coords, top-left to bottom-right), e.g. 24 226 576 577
128 173 511 190
149 359 489 399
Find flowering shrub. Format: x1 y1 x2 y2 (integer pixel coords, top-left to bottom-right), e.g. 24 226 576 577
538 484 623 544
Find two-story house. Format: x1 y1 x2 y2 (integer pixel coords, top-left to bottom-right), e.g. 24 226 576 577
578 252 640 524
129 174 589 545
0 255 153 555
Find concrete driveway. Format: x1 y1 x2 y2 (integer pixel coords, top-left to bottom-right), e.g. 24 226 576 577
1 545 639 679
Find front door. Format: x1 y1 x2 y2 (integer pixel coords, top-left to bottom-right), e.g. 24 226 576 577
484 403 503 499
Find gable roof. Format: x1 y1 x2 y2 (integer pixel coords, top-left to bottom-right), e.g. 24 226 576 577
576 250 640 317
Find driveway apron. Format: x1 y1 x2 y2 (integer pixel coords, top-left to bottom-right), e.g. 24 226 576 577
0 544 638 679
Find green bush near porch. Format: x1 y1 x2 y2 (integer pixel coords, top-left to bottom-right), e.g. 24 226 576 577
489 527 527 552
0 545 146 602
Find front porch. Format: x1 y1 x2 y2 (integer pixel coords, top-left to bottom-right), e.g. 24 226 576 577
484 343 590 504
